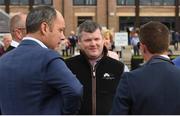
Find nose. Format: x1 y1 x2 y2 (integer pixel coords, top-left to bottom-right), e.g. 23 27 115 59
59 32 65 42
90 40 96 46
60 32 65 40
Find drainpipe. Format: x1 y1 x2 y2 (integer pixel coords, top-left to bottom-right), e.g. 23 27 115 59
106 0 109 29
5 0 10 14
29 0 34 11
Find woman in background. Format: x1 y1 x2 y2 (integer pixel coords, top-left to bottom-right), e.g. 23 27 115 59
103 29 129 72
103 29 119 60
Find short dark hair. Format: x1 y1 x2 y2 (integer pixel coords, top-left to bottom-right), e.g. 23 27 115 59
77 20 102 39
139 21 170 54
26 6 56 33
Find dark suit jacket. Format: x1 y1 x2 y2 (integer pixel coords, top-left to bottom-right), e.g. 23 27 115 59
0 40 83 115
110 56 180 115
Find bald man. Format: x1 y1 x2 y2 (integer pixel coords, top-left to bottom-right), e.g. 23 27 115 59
6 13 27 52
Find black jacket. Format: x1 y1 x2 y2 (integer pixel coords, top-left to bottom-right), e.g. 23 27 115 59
65 48 124 115
6 45 15 52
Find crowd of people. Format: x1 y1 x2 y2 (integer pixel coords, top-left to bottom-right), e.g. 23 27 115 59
0 5 180 115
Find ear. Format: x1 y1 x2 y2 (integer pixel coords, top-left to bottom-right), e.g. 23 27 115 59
77 39 82 48
40 22 49 35
140 43 146 54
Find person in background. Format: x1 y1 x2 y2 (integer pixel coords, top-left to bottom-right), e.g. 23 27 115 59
0 34 12 56
6 13 27 52
65 20 125 115
103 29 118 60
102 29 129 72
131 32 140 56
110 21 180 115
0 41 3 56
0 6 82 115
55 38 69 57
172 36 180 67
68 31 77 56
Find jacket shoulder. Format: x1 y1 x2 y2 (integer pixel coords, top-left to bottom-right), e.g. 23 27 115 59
65 55 82 64
105 56 124 67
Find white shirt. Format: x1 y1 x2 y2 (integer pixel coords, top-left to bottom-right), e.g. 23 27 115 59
160 55 170 59
10 40 19 48
23 37 48 48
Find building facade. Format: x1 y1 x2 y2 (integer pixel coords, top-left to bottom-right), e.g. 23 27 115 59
0 0 180 36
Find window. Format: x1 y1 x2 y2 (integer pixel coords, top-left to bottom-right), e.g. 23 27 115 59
74 0 96 5
140 0 152 5
77 16 92 26
117 0 135 5
0 0 4 5
10 0 28 5
152 0 162 5
163 0 174 5
34 0 52 5
140 0 175 6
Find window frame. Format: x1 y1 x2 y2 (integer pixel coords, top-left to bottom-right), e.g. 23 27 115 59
73 0 97 6
117 0 135 6
10 0 29 5
139 0 175 6
34 0 53 5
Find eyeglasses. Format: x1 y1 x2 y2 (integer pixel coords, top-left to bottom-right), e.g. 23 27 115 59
17 27 26 30
13 27 26 32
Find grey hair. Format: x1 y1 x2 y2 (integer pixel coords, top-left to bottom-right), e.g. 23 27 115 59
26 6 57 33
77 20 102 39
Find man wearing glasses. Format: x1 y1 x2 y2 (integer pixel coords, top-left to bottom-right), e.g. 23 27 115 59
6 13 27 52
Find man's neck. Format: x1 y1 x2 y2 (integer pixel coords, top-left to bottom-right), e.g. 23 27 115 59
89 55 103 67
144 52 168 62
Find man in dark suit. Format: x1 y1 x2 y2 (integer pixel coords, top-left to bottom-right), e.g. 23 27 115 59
6 13 27 52
0 6 83 115
110 21 180 115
